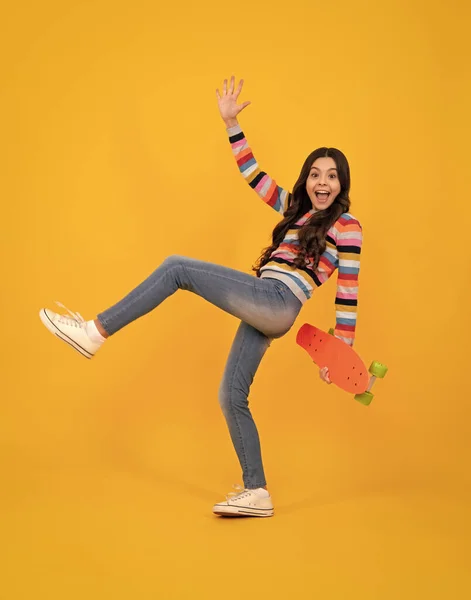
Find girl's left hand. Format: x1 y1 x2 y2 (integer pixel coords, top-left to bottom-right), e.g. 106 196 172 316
319 366 331 384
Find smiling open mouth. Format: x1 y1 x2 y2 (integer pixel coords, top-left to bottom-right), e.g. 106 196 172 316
315 192 330 201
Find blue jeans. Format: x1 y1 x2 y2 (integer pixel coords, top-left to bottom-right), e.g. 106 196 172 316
97 255 302 489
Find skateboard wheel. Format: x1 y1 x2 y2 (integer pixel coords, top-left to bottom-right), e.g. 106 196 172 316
354 392 374 406
369 361 388 378
328 328 335 336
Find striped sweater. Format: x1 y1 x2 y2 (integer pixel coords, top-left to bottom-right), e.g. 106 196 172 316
227 123 363 346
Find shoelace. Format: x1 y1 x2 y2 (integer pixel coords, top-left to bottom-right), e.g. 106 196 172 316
54 301 86 329
226 484 252 502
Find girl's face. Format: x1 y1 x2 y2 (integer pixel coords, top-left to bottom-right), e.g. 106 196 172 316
305 157 341 211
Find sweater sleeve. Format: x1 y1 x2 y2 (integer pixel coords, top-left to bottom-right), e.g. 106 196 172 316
227 123 290 216
333 215 363 346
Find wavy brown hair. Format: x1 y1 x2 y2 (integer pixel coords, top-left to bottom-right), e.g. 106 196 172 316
253 147 351 276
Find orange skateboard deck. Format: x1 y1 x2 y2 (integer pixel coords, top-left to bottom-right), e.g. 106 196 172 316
296 323 369 394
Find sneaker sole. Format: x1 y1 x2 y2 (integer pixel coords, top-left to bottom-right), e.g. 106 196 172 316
213 504 274 518
39 309 94 359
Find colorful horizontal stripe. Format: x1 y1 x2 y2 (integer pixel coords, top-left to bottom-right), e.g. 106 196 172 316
228 127 289 215
227 124 363 346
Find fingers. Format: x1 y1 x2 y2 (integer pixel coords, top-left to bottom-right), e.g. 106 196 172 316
220 76 243 97
235 78 244 98
319 367 332 384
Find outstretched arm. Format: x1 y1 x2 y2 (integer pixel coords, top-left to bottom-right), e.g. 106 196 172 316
216 76 290 216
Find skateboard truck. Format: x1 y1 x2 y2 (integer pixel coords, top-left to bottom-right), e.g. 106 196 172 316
354 362 388 405
327 328 388 405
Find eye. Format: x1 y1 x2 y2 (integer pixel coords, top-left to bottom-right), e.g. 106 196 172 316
311 173 318 177
329 174 337 179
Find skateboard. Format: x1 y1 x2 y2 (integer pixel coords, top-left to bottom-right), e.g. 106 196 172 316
296 323 388 406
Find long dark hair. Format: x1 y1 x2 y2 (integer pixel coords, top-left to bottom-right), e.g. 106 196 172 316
253 147 351 276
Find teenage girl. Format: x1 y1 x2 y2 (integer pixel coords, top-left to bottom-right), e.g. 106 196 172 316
39 76 362 518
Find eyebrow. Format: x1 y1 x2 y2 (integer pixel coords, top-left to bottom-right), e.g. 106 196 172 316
310 166 338 172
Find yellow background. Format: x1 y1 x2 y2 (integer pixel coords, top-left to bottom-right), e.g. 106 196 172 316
1 0 470 598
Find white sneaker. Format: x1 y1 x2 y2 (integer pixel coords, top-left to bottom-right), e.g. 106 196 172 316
39 302 101 359
213 484 274 517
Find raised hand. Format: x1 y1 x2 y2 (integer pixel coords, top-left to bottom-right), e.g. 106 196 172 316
216 76 251 125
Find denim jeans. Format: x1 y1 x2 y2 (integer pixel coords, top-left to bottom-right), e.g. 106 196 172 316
97 255 302 489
